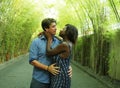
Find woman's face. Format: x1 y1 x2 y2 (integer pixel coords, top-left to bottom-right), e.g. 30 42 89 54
59 26 67 38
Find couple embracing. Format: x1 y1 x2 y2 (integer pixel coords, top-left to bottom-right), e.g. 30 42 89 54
29 18 78 88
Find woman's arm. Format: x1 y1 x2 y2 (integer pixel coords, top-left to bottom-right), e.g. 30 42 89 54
46 39 68 56
44 31 69 57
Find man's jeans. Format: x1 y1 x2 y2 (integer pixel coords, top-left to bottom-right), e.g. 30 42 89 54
30 78 50 88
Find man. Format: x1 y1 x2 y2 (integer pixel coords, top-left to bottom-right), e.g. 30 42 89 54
29 18 72 88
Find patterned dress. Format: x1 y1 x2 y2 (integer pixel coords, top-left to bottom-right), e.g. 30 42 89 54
50 44 72 88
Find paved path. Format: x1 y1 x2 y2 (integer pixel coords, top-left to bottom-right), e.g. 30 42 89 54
0 55 108 88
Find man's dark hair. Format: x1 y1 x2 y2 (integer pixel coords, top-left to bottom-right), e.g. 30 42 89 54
41 18 56 31
65 24 78 44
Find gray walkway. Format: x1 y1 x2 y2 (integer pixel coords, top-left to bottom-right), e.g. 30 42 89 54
0 55 108 88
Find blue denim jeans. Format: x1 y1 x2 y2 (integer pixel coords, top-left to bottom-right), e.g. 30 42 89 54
30 78 50 88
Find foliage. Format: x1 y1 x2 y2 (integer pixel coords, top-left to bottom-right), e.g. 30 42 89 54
0 0 120 80
0 0 41 62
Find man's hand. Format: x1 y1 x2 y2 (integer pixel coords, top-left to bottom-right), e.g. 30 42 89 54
68 66 72 78
48 63 60 75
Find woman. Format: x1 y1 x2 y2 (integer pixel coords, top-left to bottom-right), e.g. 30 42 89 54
45 24 78 88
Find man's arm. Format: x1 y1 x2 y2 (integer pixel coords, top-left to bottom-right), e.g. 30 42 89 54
31 60 48 70
30 60 60 75
68 66 72 78
29 39 59 75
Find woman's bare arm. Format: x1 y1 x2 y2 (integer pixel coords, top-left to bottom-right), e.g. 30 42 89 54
46 39 68 56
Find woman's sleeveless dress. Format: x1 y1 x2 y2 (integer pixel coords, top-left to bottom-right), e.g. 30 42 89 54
50 44 72 88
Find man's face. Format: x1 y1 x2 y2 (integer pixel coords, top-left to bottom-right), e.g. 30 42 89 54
46 22 57 35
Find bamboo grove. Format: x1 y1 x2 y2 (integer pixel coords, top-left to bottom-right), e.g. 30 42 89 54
0 0 120 80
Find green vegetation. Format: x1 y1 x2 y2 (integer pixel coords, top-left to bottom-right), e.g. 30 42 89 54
0 0 120 80
0 0 41 62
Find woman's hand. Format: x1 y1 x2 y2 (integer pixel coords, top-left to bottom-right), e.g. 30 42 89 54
44 31 52 40
38 31 44 36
